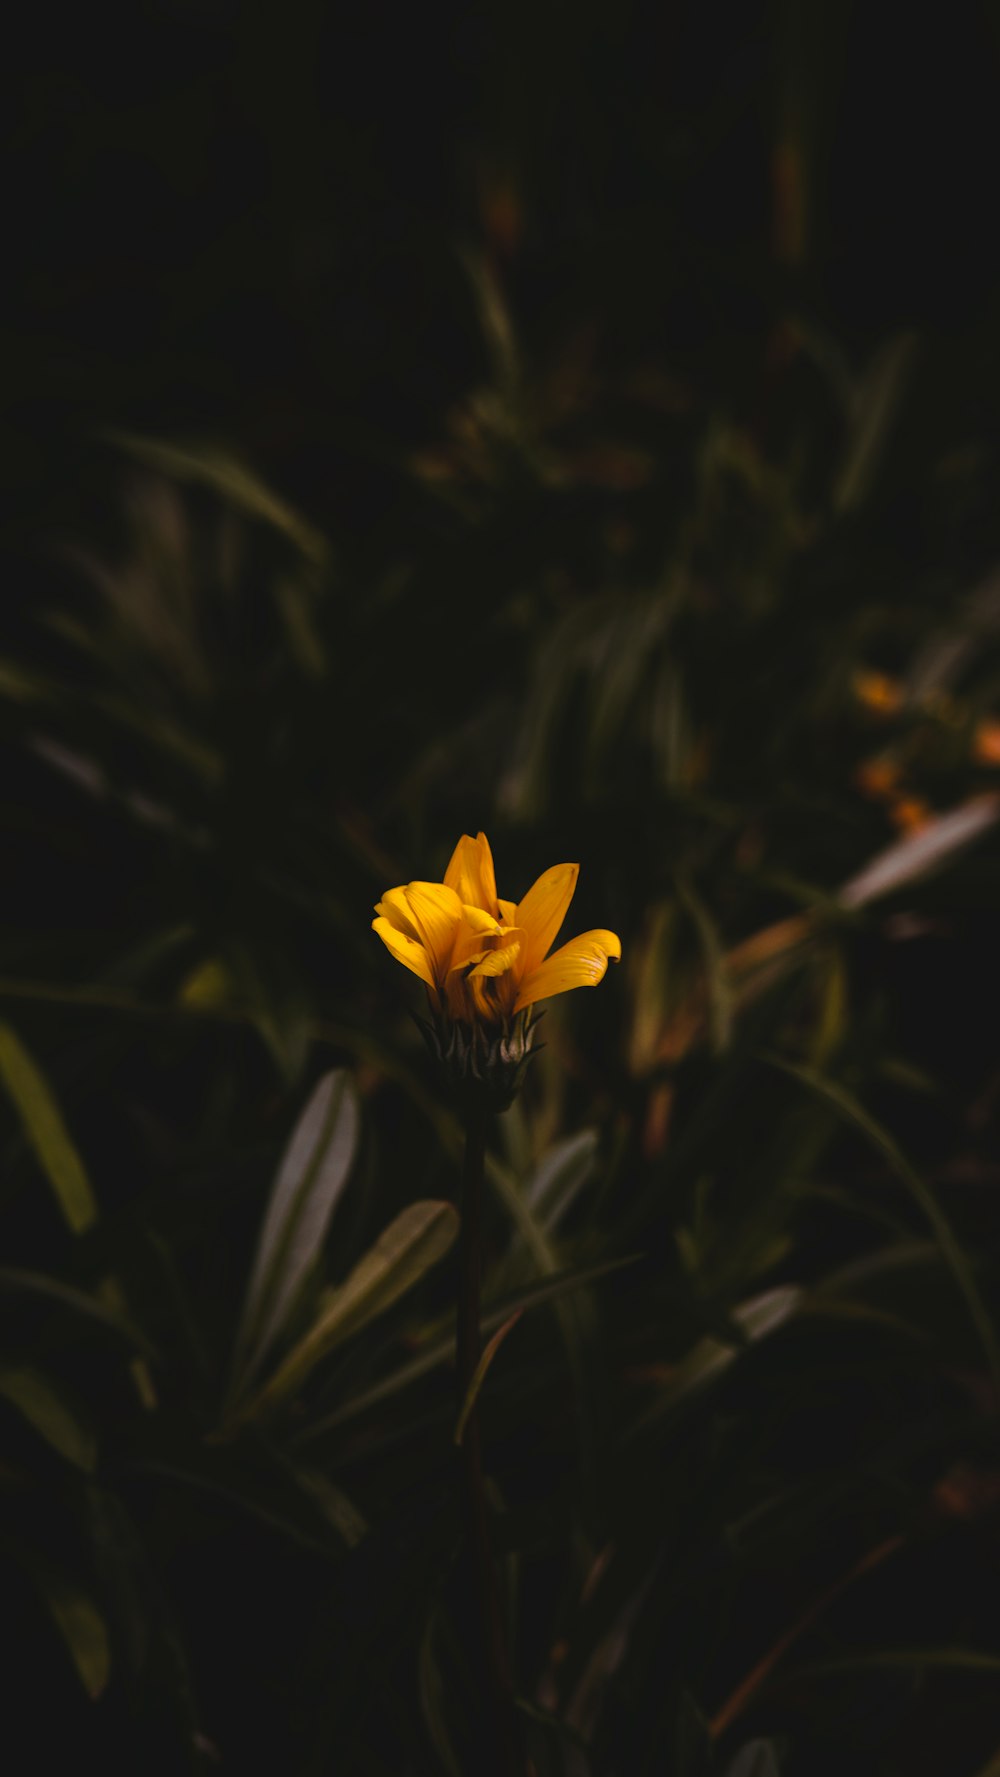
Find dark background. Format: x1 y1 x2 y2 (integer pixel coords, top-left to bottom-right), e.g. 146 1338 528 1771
6 5 1000 493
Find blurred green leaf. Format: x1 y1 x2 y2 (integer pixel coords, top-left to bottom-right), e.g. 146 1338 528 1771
0 1023 98 1234
291 1468 368 1550
793 1647 1000 1677
0 1266 155 1355
418 1612 463 1777
669 1687 713 1776
86 1487 152 1680
833 332 919 513
629 1286 803 1433
723 1741 783 1777
295 1254 636 1439
525 1128 599 1230
102 432 329 565
234 1069 360 1395
26 1556 111 1699
0 655 58 705
763 1054 1000 1389
238 1200 459 1423
676 873 733 1055
0 1364 97 1470
126 1448 353 1559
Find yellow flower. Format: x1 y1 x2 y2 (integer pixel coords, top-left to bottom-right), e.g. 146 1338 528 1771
373 831 621 1028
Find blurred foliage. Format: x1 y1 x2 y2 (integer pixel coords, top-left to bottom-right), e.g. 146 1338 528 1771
4 3 1000 1773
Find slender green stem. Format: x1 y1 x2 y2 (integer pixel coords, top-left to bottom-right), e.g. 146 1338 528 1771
457 1103 524 1777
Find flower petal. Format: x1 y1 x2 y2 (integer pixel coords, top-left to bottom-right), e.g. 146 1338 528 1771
462 904 501 934
374 887 421 941
403 881 462 981
514 928 621 1011
467 933 523 979
515 863 579 976
372 916 436 991
469 970 517 1021
444 832 499 917
498 898 518 924
449 905 504 973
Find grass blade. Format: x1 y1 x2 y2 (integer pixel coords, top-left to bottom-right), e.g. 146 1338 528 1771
454 1310 523 1446
0 1365 97 1471
763 1053 1000 1393
0 1023 98 1234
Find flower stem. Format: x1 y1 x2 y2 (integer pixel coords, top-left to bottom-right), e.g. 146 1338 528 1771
456 1103 524 1776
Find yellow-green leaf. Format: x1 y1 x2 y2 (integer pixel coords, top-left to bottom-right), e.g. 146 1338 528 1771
236 1200 459 1423
103 431 328 565
0 1024 98 1233
0 1365 97 1470
32 1562 111 1699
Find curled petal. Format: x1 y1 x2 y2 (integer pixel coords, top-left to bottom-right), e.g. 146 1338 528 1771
374 887 421 941
461 904 502 934
514 928 621 1011
516 863 579 976
403 881 463 981
444 832 499 917
467 935 523 979
372 916 436 991
449 906 504 973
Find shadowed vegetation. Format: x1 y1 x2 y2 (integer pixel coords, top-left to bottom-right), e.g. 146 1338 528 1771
4 4 1000 1772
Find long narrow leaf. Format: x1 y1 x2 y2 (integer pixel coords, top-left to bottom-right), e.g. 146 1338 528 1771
21 1555 111 1699
0 1266 155 1355
293 1254 637 1442
763 1054 1000 1391
839 794 1000 909
235 1200 459 1424
0 1365 97 1471
526 1129 599 1230
454 1310 523 1445
628 1286 803 1436
235 1070 359 1392
792 1647 1000 1677
103 431 329 565
676 873 733 1054
0 1023 97 1233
